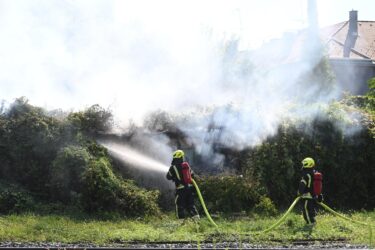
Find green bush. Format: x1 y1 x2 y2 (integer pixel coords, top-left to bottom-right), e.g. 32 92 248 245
0 99 163 215
0 184 35 214
197 175 263 213
0 94 374 214
0 97 63 194
68 104 113 136
239 123 304 207
81 158 160 216
239 113 375 209
254 196 277 216
49 146 92 202
367 77 375 98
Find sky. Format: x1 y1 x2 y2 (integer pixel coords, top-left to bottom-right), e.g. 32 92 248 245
0 0 374 124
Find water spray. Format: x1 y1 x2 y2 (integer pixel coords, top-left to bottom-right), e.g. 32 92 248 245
101 142 217 227
99 141 175 191
101 142 169 173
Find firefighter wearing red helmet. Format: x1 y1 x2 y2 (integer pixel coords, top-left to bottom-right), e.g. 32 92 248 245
166 150 199 219
298 157 323 225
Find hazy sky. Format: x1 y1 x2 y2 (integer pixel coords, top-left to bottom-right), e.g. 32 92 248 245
0 0 374 123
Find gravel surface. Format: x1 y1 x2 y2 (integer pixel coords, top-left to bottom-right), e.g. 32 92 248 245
0 241 370 249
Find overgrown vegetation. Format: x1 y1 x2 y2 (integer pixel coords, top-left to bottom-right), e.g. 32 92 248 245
0 77 374 216
197 77 375 210
0 97 160 216
197 175 276 215
238 112 375 209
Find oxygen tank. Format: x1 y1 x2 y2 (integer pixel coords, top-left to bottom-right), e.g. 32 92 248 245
181 162 192 185
313 171 323 196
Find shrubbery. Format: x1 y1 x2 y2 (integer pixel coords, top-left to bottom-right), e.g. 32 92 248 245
0 77 374 216
239 107 375 209
81 158 160 216
0 98 161 216
0 182 35 214
68 104 113 136
49 146 92 202
197 175 270 213
0 97 63 194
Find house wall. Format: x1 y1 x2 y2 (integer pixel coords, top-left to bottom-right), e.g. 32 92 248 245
329 58 375 95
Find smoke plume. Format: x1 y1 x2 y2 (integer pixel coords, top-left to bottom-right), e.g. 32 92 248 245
0 0 362 170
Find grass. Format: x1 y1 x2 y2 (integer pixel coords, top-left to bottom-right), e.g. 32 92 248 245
0 210 375 247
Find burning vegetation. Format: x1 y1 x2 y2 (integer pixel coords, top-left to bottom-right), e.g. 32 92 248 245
0 77 374 217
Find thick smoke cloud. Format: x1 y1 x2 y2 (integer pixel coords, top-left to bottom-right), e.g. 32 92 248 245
0 0 364 169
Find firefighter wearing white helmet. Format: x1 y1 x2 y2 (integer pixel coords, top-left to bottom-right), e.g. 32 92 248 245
297 157 323 225
166 150 199 220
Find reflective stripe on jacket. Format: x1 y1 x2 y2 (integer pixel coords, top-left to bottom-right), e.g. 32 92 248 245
166 160 194 189
298 168 314 199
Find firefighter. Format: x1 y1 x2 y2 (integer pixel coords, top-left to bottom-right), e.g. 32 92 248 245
166 149 199 219
297 157 322 225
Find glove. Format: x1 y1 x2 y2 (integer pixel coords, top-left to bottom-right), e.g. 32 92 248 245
316 194 324 203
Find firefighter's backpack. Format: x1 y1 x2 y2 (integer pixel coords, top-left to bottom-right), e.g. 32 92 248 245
181 162 192 185
313 171 323 196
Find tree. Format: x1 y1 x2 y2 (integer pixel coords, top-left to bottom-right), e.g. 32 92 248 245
49 146 92 202
68 104 113 136
2 97 63 193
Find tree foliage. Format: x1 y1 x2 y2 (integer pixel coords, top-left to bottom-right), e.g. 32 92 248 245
198 175 268 214
49 146 92 202
0 181 35 214
0 98 159 216
81 158 160 216
239 107 375 209
0 88 374 215
0 97 63 194
68 104 113 136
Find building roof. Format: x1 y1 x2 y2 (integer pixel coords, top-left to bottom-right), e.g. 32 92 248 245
249 17 375 68
321 21 375 60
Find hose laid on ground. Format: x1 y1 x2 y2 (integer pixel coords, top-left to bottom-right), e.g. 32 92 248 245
190 178 373 246
260 196 301 234
319 202 373 248
191 178 218 227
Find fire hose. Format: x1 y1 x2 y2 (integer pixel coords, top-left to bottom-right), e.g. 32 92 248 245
191 178 218 227
190 178 373 247
257 197 373 247
260 196 301 234
318 202 373 248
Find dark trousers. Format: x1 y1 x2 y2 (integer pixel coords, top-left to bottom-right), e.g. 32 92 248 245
302 198 316 224
175 187 198 219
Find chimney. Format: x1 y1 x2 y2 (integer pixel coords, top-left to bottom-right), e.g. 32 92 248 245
343 10 358 57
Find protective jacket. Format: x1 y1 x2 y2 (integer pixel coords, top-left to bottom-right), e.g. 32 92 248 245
166 158 194 189
166 158 198 219
298 168 315 199
298 168 317 224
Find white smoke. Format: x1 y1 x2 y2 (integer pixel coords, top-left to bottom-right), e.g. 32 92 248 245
0 0 310 116
0 0 370 167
